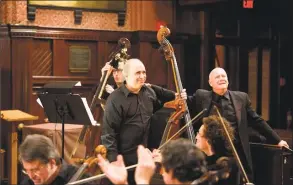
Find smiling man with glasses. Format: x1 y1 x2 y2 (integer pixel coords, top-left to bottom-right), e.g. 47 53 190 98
19 134 93 185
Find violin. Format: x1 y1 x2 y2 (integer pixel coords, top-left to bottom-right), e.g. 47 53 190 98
191 157 233 185
68 145 107 183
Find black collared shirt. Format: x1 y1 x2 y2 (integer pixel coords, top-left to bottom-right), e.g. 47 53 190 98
20 160 94 185
212 91 238 130
101 84 175 166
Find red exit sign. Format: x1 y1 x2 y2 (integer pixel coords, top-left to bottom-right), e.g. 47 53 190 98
243 0 254 9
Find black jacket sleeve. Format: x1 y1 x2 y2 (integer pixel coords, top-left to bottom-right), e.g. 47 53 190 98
245 93 281 144
151 84 176 103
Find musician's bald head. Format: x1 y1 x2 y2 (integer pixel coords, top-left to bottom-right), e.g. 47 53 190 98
208 67 229 95
123 58 146 93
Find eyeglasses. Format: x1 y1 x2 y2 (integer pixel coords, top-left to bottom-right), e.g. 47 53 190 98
22 163 47 176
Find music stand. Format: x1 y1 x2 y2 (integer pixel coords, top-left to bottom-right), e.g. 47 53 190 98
38 82 97 159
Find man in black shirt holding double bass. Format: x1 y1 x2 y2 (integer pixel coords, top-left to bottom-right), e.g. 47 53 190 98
101 58 187 185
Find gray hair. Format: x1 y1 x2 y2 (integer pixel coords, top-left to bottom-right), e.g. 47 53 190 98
19 134 61 165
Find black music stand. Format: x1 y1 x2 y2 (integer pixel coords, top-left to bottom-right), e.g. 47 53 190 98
38 82 97 159
250 143 293 185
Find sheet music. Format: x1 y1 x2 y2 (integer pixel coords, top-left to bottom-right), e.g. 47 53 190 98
75 81 82 86
81 97 99 126
36 98 43 108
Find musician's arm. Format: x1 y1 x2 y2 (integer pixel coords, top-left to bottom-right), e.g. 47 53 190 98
150 84 175 103
101 98 122 162
245 93 281 144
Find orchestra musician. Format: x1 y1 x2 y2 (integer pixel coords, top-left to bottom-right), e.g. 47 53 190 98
19 134 94 185
187 67 289 182
97 139 207 185
196 115 238 185
100 61 125 96
101 58 187 185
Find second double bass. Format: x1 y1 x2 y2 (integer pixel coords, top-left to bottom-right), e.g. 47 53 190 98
70 38 131 160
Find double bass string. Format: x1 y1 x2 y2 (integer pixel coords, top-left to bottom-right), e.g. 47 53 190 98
158 108 206 150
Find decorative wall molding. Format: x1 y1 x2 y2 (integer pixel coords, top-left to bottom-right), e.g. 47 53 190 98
118 12 126 27
27 6 36 21
2 25 195 43
74 10 82 25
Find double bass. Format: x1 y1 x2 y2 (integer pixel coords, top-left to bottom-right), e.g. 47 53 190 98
157 26 196 145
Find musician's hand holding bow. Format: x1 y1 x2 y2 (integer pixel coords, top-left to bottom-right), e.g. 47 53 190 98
97 154 128 185
278 140 289 148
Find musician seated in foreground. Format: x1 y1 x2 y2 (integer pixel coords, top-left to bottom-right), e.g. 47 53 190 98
19 134 93 185
196 115 238 185
98 139 207 185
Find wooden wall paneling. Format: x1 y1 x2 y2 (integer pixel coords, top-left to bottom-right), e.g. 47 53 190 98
0 26 12 110
31 39 53 76
30 39 53 124
0 25 12 181
138 42 169 88
11 38 33 113
129 42 140 59
53 40 68 76
53 40 98 77
96 41 107 87
132 31 172 89
9 38 34 184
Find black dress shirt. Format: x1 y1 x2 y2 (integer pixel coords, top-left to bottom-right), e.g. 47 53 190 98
101 84 175 166
211 91 240 140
